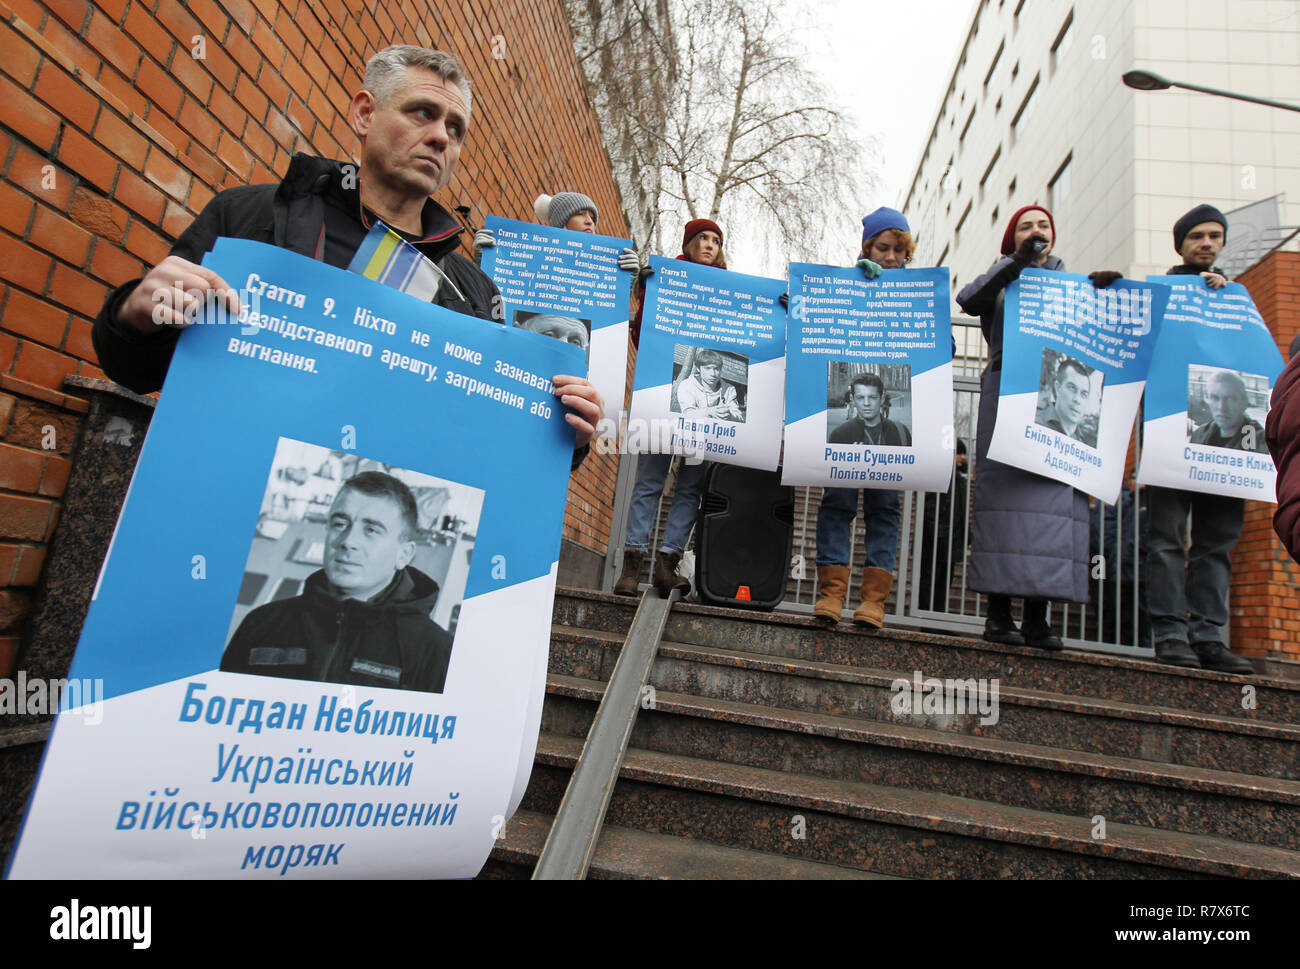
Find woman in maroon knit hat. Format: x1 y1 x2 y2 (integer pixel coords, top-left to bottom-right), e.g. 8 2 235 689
956 205 1121 650
615 218 729 598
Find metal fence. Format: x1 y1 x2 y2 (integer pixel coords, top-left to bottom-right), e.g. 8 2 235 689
605 318 1152 658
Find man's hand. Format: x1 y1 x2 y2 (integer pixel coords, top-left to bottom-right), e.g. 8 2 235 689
1012 234 1050 264
473 228 496 252
117 256 239 335
1202 271 1228 289
1088 270 1124 288
857 258 883 279
553 374 605 448
617 248 641 273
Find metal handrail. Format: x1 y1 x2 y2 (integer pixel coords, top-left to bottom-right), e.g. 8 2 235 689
532 589 676 879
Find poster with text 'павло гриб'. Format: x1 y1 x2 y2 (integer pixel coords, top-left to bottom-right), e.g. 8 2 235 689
1137 276 1282 501
782 264 954 491
988 268 1169 505
6 238 581 879
480 215 632 439
627 255 786 470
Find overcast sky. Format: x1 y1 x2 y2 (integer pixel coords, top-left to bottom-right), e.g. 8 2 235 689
810 0 977 209
722 0 977 273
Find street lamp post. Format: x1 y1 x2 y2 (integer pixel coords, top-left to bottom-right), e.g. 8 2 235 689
1122 69 1300 113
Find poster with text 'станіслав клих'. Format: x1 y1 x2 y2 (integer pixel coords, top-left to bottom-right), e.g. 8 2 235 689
782 264 954 491
1137 276 1282 501
6 238 581 879
480 215 633 440
627 255 786 470
989 268 1169 505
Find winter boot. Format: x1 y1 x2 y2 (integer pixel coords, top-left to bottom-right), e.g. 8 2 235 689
852 567 893 628
614 548 645 597
1020 597 1063 651
983 594 1024 645
813 564 850 625
652 550 690 597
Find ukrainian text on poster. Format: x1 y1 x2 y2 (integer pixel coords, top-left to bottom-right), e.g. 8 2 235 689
782 264 954 490
480 215 632 437
1137 276 1282 501
7 239 581 879
627 255 786 471
988 268 1169 504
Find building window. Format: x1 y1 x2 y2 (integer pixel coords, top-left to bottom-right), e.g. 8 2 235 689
1008 176 1017 198
1014 0 1027 32
995 95 1003 114
1049 154 1072 209
955 200 972 245
1011 59 1020 81
979 146 1001 200
1011 74 1039 142
983 40 1004 95
960 107 976 147
1050 10 1074 73
938 244 950 266
991 205 1000 225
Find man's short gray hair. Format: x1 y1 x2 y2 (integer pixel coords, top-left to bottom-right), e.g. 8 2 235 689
363 45 473 119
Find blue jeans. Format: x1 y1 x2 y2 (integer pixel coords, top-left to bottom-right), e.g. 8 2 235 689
625 454 710 553
815 487 901 571
1144 486 1243 646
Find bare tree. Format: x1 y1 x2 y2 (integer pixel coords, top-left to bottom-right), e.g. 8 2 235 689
565 0 679 251
568 0 877 268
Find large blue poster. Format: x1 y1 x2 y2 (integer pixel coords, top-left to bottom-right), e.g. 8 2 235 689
627 255 786 470
1137 276 1282 501
480 215 633 437
988 269 1169 505
782 264 953 490
8 239 582 879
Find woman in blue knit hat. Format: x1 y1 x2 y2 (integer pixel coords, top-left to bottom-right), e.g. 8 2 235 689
812 206 916 628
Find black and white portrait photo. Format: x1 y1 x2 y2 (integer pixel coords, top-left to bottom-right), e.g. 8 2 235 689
1035 349 1102 448
670 344 748 423
513 309 591 361
220 438 483 695
825 362 913 446
1187 364 1269 453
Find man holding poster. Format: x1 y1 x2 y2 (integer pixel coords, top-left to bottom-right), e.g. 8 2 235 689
1144 205 1256 674
91 45 604 448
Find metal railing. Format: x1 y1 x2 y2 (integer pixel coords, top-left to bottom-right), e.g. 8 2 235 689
605 317 1154 657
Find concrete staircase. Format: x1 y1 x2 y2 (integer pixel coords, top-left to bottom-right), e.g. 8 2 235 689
481 588 1300 879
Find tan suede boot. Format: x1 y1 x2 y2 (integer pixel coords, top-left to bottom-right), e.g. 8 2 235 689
614 548 645 596
852 567 893 628
813 564 850 625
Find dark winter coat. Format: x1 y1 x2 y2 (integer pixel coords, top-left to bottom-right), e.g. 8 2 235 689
957 253 1090 602
92 154 501 395
1267 350 1300 565
221 567 453 693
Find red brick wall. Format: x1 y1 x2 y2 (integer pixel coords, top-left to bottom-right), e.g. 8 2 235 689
0 0 629 673
1233 250 1300 661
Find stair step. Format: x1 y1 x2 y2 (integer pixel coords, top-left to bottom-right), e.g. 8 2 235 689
525 731 1300 878
548 625 1300 779
551 590 1300 722
481 809 897 879
542 673 1300 850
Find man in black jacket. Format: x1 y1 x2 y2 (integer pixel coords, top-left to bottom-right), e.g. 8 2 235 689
1145 203 1253 674
92 45 603 449
221 472 453 693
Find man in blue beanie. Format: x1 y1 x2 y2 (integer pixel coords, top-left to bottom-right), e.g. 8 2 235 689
1145 203 1254 674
